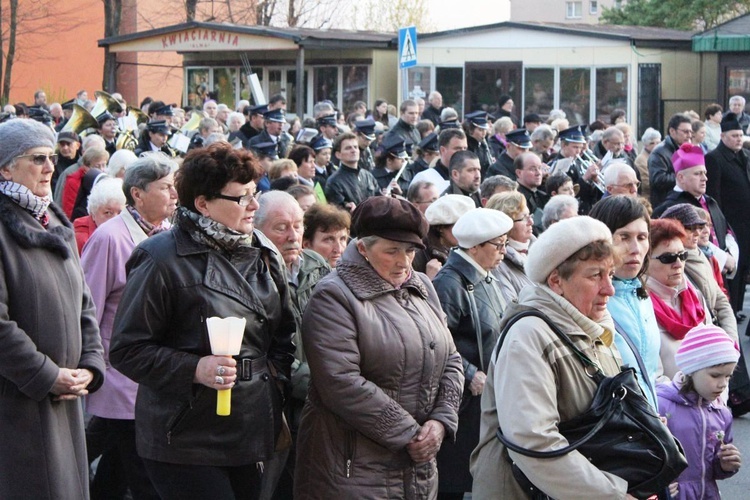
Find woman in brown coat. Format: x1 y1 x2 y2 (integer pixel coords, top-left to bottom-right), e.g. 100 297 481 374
294 196 464 499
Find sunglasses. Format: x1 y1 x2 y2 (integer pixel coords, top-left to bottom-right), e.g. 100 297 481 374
652 251 688 264
15 153 57 165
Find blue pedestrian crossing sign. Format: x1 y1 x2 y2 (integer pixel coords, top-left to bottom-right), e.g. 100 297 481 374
399 26 418 69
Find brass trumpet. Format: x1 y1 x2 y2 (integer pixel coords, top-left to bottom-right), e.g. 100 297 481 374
61 104 98 135
90 90 124 121
573 149 607 194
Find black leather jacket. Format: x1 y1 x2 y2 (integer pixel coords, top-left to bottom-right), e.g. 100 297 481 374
110 224 295 466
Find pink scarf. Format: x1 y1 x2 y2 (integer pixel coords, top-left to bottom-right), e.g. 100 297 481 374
651 282 706 340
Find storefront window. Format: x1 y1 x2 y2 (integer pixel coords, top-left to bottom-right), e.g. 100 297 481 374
213 67 237 107
186 68 210 108
728 69 750 110
268 70 283 101
342 65 368 115
524 68 554 120
596 67 628 123
314 67 339 106
436 67 463 115
407 66 431 103
560 68 591 125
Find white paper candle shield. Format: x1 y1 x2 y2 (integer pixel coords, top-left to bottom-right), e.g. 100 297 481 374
206 316 246 355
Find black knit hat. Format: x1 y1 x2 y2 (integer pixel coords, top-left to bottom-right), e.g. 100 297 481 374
721 112 742 132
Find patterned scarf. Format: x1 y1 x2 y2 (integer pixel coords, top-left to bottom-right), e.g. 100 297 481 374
126 205 170 237
175 206 254 253
0 181 51 226
650 281 706 340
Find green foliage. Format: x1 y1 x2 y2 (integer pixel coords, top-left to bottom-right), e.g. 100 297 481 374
602 0 750 30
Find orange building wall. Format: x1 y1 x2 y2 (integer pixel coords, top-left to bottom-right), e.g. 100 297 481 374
5 0 191 106
7 0 105 104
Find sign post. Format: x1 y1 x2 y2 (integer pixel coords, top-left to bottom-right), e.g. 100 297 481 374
398 26 418 102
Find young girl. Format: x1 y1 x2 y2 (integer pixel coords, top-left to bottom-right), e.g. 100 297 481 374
658 324 742 499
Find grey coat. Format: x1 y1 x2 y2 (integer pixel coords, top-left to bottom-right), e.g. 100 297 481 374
294 242 464 499
0 195 105 499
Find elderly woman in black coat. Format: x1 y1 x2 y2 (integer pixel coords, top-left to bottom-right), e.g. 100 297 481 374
0 118 105 499
110 143 296 499
432 207 514 499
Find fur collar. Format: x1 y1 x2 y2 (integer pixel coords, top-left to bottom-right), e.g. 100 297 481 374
336 242 428 301
0 194 73 259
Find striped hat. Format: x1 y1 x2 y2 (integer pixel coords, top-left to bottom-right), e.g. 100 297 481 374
675 325 740 375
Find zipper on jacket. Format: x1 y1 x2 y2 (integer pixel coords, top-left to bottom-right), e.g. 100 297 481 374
345 430 355 478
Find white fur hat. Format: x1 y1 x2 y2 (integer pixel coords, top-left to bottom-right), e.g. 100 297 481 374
425 194 475 226
453 208 513 248
526 216 612 283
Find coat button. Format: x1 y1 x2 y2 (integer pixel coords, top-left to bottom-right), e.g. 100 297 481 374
262 373 270 382
429 341 436 350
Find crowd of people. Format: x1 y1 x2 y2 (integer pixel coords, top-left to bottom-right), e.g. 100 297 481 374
2 86 750 499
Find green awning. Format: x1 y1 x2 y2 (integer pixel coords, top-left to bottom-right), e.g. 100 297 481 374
693 34 750 52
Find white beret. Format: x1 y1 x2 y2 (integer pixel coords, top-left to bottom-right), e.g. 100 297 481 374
526 216 612 283
425 194 476 225
453 208 514 248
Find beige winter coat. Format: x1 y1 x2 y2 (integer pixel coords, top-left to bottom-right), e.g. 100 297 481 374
471 285 628 499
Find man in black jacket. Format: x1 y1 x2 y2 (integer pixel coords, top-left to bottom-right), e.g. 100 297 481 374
238 104 266 145
324 133 379 211
706 112 750 313
464 111 495 178
648 113 692 207
422 91 443 126
385 99 421 146
443 150 482 207
487 128 531 180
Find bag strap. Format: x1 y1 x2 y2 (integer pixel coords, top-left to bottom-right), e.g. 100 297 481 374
461 276 486 371
494 310 622 459
612 318 657 405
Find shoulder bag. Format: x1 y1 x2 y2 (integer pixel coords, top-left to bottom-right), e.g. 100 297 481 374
494 310 687 499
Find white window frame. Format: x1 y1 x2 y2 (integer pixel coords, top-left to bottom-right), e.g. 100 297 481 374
590 1 599 15
566 1 583 19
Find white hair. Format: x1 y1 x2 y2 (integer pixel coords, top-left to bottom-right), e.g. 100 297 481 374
641 127 661 144
204 133 228 147
82 134 106 152
87 176 126 214
227 111 245 129
542 194 578 229
236 99 250 112
603 161 636 187
729 95 746 106
255 190 302 230
106 149 138 177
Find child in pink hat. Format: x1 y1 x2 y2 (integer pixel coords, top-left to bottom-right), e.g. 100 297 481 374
657 324 742 498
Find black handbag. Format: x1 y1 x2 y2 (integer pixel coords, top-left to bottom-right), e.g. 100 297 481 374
494 310 688 499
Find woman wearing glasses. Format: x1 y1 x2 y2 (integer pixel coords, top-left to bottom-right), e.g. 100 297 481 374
485 191 535 300
0 118 105 499
110 143 296 498
432 208 514 500
646 218 714 379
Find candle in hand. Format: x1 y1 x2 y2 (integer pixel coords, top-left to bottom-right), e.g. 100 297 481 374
207 316 246 416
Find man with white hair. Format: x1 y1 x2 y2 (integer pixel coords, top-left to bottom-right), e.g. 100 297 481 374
254 190 330 497
215 103 230 133
727 95 750 131
542 194 578 230
603 162 639 197
596 127 634 169
202 99 218 119
422 91 444 126
635 127 661 198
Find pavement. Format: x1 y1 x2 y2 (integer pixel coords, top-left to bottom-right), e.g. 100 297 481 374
718 290 750 499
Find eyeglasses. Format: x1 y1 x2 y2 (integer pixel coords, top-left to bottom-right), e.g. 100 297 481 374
15 153 57 165
614 181 641 190
513 214 532 223
676 127 693 136
214 193 257 206
484 239 507 250
652 251 688 264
